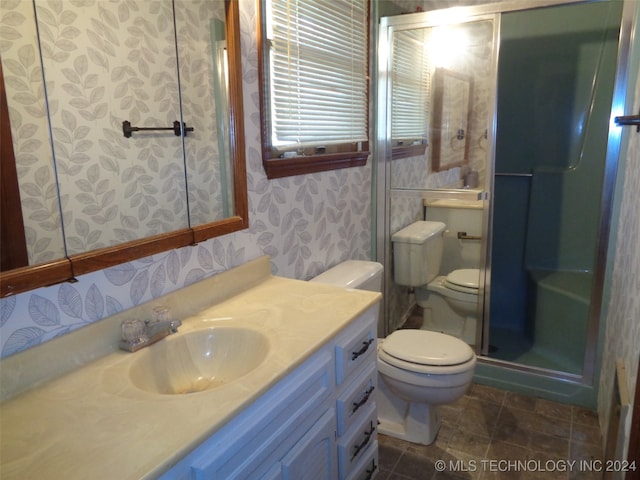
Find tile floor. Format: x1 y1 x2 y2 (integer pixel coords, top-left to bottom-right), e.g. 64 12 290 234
377 383 603 480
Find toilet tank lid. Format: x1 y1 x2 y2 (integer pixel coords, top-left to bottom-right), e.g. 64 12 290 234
310 260 383 288
391 221 446 244
381 330 474 366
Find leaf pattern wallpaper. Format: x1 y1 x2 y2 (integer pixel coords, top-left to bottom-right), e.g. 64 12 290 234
36 0 190 253
0 0 372 358
0 0 66 265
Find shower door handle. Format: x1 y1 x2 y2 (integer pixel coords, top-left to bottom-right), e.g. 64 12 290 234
614 109 640 132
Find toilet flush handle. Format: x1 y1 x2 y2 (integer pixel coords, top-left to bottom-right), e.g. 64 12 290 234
457 231 482 241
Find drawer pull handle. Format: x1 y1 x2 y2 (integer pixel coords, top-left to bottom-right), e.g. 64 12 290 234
351 421 375 461
351 338 374 361
364 459 378 480
352 385 375 413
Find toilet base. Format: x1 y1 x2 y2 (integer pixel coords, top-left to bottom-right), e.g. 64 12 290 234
376 374 442 445
378 403 441 445
418 290 477 345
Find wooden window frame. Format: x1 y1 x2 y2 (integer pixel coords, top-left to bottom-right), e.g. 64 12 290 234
257 0 370 179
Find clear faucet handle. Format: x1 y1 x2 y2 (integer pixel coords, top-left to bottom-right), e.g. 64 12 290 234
152 305 170 322
121 318 144 343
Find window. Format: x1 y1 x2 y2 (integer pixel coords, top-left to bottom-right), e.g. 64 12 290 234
391 29 430 159
258 0 369 178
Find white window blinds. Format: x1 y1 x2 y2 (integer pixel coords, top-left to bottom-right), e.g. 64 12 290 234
267 0 368 148
392 29 431 142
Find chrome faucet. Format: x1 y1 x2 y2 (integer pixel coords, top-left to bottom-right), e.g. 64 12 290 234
119 315 182 352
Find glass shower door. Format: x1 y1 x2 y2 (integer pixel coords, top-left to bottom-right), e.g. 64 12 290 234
484 1 624 376
380 0 635 400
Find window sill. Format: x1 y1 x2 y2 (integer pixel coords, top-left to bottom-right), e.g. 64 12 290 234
392 144 427 160
263 151 369 179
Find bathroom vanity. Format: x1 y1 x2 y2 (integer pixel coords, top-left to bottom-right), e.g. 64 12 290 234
0 257 381 479
160 302 379 480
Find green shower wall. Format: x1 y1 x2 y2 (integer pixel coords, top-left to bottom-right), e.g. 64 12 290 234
483 0 624 406
497 0 622 273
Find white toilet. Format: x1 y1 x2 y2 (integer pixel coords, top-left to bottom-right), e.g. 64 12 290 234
392 221 480 344
311 259 476 445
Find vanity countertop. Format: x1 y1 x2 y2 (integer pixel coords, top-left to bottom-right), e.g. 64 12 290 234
0 257 380 479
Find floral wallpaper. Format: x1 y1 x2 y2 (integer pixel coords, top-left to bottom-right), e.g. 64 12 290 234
0 0 372 358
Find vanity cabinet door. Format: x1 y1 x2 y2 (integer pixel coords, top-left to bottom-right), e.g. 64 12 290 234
276 408 338 480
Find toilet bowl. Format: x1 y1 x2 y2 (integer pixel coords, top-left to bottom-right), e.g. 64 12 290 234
310 259 477 445
377 329 476 444
417 268 480 345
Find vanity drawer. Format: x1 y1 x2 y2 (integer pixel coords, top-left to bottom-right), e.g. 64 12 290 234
335 316 376 385
336 362 376 436
347 440 379 480
337 404 377 480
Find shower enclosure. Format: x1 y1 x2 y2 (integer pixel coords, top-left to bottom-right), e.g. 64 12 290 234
377 0 636 405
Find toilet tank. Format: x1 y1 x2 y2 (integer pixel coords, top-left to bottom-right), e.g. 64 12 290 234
424 198 483 274
310 260 383 292
391 221 445 287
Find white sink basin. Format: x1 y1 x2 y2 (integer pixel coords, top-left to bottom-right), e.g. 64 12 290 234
129 327 269 395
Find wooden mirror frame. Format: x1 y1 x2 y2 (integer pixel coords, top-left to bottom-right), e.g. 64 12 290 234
431 68 473 172
0 0 247 298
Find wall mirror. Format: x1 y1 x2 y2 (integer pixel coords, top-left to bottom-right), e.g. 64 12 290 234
431 68 472 172
388 18 493 190
0 0 247 297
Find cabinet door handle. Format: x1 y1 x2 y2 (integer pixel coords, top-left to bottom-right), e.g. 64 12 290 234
352 385 375 413
351 338 374 361
364 459 378 480
351 421 375 461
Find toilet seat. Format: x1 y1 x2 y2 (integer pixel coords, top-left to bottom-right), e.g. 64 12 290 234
444 269 480 295
379 330 475 375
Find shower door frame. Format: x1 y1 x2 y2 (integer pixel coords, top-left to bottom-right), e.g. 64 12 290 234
376 0 638 387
